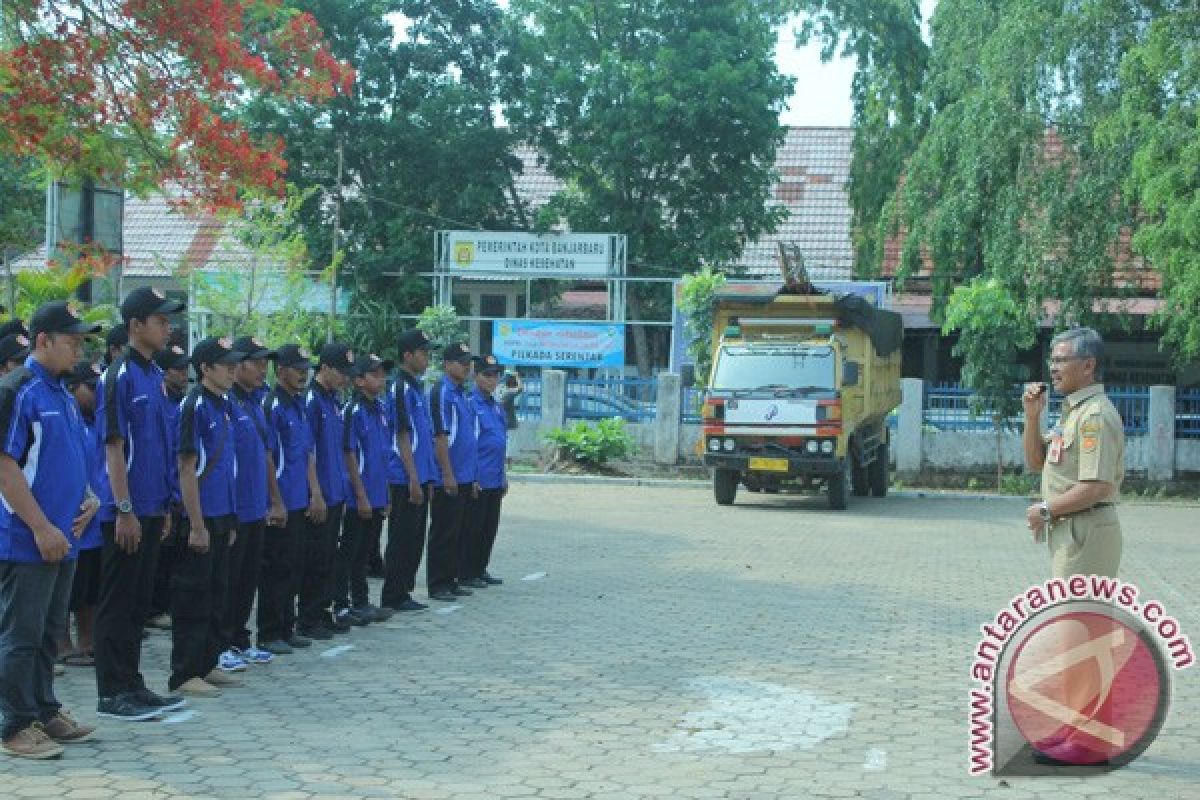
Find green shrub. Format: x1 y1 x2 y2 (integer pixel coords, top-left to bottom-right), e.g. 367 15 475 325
543 419 635 466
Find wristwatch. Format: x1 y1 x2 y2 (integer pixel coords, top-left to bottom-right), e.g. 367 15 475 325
116 499 134 515
1038 502 1052 522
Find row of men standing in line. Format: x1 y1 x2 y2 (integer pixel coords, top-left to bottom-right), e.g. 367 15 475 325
0 288 511 759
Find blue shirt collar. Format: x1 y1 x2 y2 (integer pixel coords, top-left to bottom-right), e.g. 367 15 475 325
24 355 68 391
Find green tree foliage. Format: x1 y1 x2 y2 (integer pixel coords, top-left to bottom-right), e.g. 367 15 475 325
679 267 727 384
502 0 793 373
416 303 466 380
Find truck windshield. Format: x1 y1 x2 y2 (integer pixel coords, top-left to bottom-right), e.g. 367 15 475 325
711 345 836 391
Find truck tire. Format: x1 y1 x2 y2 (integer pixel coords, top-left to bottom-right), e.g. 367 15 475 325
828 458 850 511
869 441 889 497
714 468 739 506
851 454 870 497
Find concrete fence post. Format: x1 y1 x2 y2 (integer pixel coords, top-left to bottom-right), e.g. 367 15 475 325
541 369 567 433
898 377 924 476
1147 385 1176 481
654 373 682 465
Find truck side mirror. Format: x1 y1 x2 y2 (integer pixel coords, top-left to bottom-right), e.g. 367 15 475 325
843 361 860 386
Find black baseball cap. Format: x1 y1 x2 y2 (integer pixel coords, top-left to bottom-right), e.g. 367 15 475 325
0 333 31 364
153 344 190 372
353 353 393 377
232 335 277 361
319 342 355 376
397 329 432 356
0 319 27 340
105 324 128 351
275 344 312 370
191 336 246 370
442 342 472 364
30 301 103 338
65 359 104 389
120 286 186 323
472 354 503 374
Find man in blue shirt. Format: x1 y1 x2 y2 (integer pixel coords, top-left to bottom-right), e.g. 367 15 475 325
427 343 479 603
169 337 245 698
299 343 354 639
0 301 100 758
334 354 394 626
0 332 30 377
382 330 435 612
148 344 188 630
258 345 322 655
461 355 509 588
95 286 187 721
219 336 286 670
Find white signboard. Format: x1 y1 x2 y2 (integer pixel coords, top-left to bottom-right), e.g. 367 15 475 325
443 231 612 276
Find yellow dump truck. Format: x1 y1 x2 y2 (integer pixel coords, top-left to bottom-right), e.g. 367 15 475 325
700 283 903 510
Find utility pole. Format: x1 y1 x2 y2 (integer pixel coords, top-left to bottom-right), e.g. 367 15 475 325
328 137 344 343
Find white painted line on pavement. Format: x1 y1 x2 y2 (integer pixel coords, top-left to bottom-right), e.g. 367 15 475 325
521 571 546 581
319 644 356 658
863 748 887 771
162 710 199 725
435 605 463 614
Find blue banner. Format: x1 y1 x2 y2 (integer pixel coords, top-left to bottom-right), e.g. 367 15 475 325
492 320 625 368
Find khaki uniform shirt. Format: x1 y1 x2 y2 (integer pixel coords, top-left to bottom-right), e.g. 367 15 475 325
1041 383 1125 577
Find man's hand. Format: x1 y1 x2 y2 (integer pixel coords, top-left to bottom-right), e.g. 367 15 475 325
33 522 71 563
444 478 459 497
1022 383 1048 421
1025 503 1047 542
267 499 286 528
72 496 100 537
357 494 372 520
408 480 424 506
115 512 142 554
307 493 327 524
188 524 210 554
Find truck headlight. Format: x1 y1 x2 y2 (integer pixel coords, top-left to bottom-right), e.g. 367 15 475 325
708 438 721 452
805 440 819 454
821 439 835 454
723 438 736 452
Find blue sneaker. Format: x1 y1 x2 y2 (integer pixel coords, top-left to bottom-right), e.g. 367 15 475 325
239 646 274 665
218 649 248 672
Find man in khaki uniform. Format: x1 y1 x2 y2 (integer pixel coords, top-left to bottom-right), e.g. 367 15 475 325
1023 327 1124 578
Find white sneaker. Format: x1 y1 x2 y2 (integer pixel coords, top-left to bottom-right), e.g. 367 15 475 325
218 649 248 672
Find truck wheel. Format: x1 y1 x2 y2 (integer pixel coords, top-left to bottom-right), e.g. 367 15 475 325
851 455 869 497
714 468 739 506
828 458 850 511
869 441 889 497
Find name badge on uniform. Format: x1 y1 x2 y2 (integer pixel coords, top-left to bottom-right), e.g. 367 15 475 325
1047 435 1063 464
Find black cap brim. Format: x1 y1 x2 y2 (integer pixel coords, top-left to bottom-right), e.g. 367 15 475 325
151 299 187 316
241 347 277 361
277 359 312 371
61 320 104 335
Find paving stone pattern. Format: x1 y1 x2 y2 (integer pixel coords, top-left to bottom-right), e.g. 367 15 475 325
8 485 1199 799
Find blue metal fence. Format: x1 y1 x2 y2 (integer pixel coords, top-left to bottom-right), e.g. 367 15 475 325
565 377 657 422
682 387 705 424
1178 387 1200 440
515 377 541 422
922 382 1151 435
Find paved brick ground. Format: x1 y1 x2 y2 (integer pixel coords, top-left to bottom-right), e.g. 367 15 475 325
7 483 1199 798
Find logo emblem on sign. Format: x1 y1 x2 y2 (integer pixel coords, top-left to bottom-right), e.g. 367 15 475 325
453 241 475 267
765 404 779 421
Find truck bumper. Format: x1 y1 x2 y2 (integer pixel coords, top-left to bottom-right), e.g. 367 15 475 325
703 453 841 477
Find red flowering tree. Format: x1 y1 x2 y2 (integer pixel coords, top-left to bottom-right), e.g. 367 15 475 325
0 0 354 209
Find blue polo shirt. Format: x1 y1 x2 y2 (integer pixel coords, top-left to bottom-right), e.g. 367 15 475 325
99 349 173 517
344 392 389 511
178 387 237 519
164 388 185 507
306 380 348 506
387 371 437 486
231 383 274 524
429 375 477 487
265 385 313 513
471 387 508 491
0 359 90 564
79 416 104 551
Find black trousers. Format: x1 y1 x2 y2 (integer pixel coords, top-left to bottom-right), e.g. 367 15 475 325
221 518 265 650
149 509 181 618
299 503 342 629
462 488 504 581
334 509 382 610
94 515 164 699
257 510 306 644
426 488 468 594
168 515 233 690
382 483 429 607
